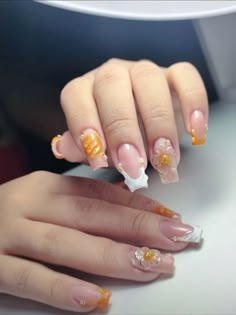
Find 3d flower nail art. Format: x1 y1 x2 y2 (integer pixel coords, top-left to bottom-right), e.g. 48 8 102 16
152 138 178 184
134 247 161 269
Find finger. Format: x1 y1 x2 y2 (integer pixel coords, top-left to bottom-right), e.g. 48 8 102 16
94 61 148 192
24 172 180 219
130 60 180 184
60 74 108 169
167 62 208 145
23 187 199 251
0 254 111 312
51 131 85 162
9 220 175 282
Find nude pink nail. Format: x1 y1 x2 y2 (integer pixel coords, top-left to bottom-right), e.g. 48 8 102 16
190 110 207 145
72 285 111 308
160 220 203 243
117 144 148 192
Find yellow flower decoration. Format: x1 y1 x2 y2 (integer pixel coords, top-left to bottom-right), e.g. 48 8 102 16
135 247 161 268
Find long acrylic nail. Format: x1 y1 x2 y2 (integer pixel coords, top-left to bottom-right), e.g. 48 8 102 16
129 247 174 274
160 220 203 243
80 129 108 170
72 285 111 309
51 135 64 159
190 110 207 145
152 138 178 184
117 144 148 192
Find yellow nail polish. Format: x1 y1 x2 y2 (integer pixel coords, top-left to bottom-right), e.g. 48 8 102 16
51 135 64 159
81 131 105 158
153 205 179 219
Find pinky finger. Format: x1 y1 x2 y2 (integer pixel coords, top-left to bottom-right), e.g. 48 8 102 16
0 255 111 312
51 131 86 163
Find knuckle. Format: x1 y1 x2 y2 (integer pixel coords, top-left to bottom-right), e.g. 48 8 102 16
40 227 61 260
142 105 171 125
104 117 135 139
71 196 97 226
94 63 127 90
49 275 61 299
131 211 150 237
60 76 88 106
15 266 33 294
100 239 116 274
106 58 122 65
168 61 196 76
130 59 159 82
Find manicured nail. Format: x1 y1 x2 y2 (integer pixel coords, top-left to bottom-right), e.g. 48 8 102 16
190 110 207 145
80 129 108 170
129 247 174 274
152 138 178 184
160 220 203 243
51 135 64 159
72 285 111 309
117 144 148 192
153 205 181 220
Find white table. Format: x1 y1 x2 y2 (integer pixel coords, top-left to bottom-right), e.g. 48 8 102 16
0 102 236 315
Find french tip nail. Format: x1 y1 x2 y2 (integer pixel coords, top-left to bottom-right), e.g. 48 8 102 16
190 110 207 146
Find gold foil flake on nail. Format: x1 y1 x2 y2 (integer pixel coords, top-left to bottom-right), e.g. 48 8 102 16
159 154 173 167
51 135 64 159
190 128 206 145
81 131 105 158
135 247 161 269
153 205 178 219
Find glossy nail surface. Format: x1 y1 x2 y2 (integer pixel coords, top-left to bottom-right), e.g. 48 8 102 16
72 285 111 309
51 135 64 159
117 143 148 192
80 129 108 170
190 110 207 145
152 138 178 184
160 220 203 243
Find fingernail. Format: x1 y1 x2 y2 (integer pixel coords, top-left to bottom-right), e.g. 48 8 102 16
160 220 203 243
51 135 64 159
117 144 148 192
129 247 174 274
152 138 178 184
153 205 181 220
80 129 108 170
190 110 207 145
72 285 111 309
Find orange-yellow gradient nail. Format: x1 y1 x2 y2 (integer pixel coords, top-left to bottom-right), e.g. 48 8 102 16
72 285 111 309
153 205 181 220
80 129 108 170
190 110 207 145
51 135 64 159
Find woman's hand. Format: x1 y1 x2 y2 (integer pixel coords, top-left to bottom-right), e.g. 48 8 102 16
51 59 208 191
0 171 202 312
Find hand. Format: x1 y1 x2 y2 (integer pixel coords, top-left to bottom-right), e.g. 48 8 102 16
0 171 202 312
51 59 208 190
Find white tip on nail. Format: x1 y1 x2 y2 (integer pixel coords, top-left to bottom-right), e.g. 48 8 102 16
174 225 203 243
118 166 148 192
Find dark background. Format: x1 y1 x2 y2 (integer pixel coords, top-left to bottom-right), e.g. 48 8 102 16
0 1 217 176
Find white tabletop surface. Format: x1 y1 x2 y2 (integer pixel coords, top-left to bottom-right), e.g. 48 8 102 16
0 101 236 314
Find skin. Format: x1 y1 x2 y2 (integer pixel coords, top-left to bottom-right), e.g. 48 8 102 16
0 171 189 312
